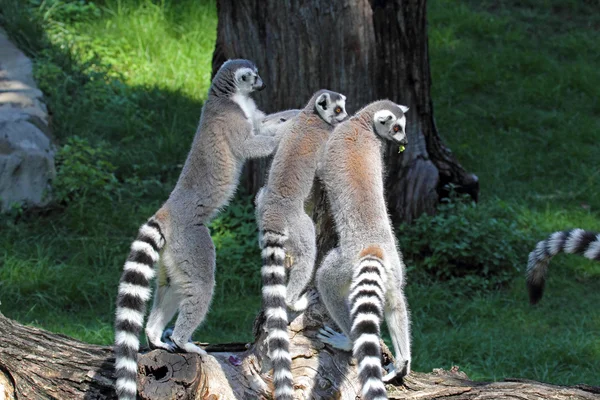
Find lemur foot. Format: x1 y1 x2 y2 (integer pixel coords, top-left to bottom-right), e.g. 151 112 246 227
148 340 175 352
173 341 208 356
317 325 353 351
146 328 175 351
382 360 410 383
287 289 319 312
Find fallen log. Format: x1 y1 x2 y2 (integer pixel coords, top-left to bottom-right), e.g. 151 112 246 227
1 310 599 399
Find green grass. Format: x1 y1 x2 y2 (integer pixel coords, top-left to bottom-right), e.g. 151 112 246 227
0 0 599 387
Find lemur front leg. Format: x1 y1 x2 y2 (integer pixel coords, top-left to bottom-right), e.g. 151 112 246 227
285 213 318 312
257 109 301 139
242 135 278 159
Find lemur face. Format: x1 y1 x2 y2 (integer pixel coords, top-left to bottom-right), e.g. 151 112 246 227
373 105 409 145
315 92 348 125
235 67 265 94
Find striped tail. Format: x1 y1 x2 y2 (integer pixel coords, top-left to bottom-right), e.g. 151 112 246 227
261 229 293 400
114 218 165 400
527 229 600 304
349 252 388 400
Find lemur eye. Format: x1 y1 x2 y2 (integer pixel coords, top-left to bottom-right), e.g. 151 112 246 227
335 107 342 114
241 75 247 82
393 125 401 132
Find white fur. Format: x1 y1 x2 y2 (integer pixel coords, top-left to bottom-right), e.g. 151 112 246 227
265 306 288 321
373 110 394 125
274 368 293 381
350 272 385 290
358 356 383 374
262 265 286 277
262 246 286 260
118 282 152 301
348 284 385 303
232 93 258 119
549 231 565 255
270 348 291 361
115 378 137 393
115 357 138 373
565 229 585 253
262 284 287 298
351 313 381 333
139 224 163 247
123 261 155 280
351 295 384 316
268 328 290 342
362 377 386 395
116 307 144 327
399 105 409 113
115 331 140 349
130 241 158 262
353 333 381 352
584 235 600 260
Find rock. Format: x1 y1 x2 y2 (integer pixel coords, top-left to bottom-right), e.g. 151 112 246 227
0 26 55 212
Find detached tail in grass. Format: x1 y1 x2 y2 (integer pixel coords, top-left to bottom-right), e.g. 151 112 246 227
527 229 600 304
114 218 165 400
260 229 293 400
349 249 388 400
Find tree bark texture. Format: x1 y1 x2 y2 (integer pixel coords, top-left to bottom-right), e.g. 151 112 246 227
1 312 599 400
212 0 479 223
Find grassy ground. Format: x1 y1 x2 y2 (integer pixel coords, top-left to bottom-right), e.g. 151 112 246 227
1 0 599 386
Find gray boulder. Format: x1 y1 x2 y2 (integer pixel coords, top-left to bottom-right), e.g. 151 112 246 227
0 27 55 212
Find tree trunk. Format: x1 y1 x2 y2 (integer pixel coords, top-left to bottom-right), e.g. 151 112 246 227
212 0 479 223
1 313 599 400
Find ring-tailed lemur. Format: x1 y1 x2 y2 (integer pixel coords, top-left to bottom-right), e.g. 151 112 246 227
256 90 348 400
114 59 280 400
527 229 600 304
315 100 410 400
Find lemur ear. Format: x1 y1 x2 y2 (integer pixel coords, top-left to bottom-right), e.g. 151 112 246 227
316 93 331 111
399 105 409 113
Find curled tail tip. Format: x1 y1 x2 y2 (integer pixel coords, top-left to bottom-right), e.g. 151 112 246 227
526 279 545 305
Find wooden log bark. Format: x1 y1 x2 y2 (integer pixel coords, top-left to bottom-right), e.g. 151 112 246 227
1 312 599 400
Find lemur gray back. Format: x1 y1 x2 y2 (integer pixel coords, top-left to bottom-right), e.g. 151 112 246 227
167 60 259 224
322 100 407 248
267 90 344 202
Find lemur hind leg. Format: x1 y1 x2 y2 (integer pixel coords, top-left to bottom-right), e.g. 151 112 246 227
167 223 215 355
145 262 180 351
285 212 318 311
316 248 353 341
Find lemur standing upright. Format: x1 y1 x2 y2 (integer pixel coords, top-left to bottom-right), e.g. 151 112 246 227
114 59 280 400
316 100 411 400
527 229 600 304
256 90 348 400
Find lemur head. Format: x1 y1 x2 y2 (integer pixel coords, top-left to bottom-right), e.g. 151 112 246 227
212 59 265 97
313 90 348 125
372 102 409 145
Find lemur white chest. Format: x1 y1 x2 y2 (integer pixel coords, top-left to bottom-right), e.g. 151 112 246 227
232 94 258 120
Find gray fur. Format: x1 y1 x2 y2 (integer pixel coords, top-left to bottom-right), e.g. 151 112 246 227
256 89 348 400
315 100 410 400
114 59 278 400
